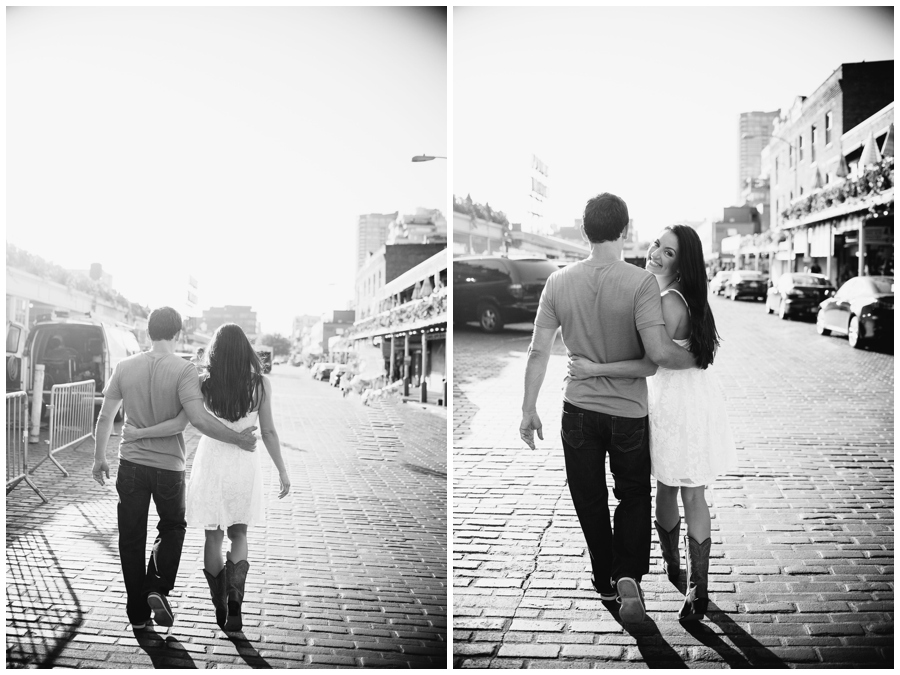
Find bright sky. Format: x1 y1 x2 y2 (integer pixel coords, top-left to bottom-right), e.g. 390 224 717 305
454 6 893 242
7 6 447 335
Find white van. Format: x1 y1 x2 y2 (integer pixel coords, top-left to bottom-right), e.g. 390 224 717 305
11 316 142 408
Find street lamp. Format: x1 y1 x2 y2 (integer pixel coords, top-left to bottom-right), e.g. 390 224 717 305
411 154 447 162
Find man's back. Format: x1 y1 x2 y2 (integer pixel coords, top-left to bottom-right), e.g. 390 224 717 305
535 259 663 417
104 352 203 471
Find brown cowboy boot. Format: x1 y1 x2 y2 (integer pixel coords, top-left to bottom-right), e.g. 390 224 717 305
679 534 711 621
654 518 681 584
202 566 228 629
224 552 250 632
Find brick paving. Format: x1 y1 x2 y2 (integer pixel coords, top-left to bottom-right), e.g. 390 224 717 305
7 366 447 668
453 296 893 668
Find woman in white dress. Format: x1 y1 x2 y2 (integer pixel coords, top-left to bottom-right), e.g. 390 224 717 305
125 323 290 631
569 225 737 621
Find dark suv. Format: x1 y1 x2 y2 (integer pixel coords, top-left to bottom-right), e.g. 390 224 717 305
454 255 561 332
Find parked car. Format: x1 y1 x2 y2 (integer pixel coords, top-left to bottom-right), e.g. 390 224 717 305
816 275 893 349
454 255 561 332
765 273 836 320
311 362 338 381
10 316 142 408
709 271 731 296
329 364 351 387
724 270 767 301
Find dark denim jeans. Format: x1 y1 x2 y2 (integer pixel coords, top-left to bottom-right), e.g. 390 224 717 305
561 401 651 589
115 458 186 623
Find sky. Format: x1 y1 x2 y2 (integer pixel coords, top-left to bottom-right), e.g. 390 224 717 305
454 6 893 242
7 6 447 336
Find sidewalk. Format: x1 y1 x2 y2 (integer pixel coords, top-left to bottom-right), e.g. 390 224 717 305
7 388 447 668
452 302 893 668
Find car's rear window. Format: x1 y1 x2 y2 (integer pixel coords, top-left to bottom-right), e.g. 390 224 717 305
735 272 764 280
870 277 894 294
792 275 829 286
513 259 562 283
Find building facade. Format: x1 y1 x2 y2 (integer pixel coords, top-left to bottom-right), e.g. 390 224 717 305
356 212 398 271
752 60 894 284
307 310 356 356
738 110 780 203
346 251 447 404
201 305 259 342
355 243 446 321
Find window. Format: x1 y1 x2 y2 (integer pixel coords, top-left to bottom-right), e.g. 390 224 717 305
774 156 779 182
811 125 817 162
825 111 833 145
798 135 804 162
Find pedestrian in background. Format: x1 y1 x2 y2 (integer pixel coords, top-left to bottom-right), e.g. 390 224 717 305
124 323 291 632
570 224 737 621
91 308 258 631
520 193 697 625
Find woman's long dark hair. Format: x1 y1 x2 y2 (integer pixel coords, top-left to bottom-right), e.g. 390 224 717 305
201 323 264 422
667 224 721 370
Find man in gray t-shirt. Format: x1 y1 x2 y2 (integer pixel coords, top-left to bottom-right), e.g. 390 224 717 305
91 307 258 630
520 193 696 624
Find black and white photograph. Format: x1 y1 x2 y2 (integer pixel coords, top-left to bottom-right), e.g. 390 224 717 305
452 6 892 668
7 5 447 668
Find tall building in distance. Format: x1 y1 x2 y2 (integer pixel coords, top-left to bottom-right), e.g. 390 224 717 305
356 212 398 271
738 110 780 203
201 305 259 342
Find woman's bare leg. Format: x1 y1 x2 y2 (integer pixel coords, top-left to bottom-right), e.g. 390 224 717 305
681 486 710 542
204 528 225 575
655 481 681 530
226 524 248 562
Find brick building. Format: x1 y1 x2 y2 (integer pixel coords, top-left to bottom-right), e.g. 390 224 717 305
355 244 447 321
767 60 892 227
758 60 893 283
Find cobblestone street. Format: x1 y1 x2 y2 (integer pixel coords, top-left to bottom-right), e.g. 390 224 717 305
453 294 893 668
7 366 447 668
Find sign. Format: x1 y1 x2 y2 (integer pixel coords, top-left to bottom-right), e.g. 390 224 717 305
864 226 894 246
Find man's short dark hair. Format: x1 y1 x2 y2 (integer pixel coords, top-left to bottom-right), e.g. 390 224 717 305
148 307 183 342
583 193 630 243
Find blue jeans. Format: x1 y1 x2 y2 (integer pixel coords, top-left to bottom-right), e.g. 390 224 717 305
561 401 651 588
115 458 186 623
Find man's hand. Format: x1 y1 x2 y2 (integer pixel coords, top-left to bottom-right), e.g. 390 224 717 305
520 411 544 450
568 355 598 380
236 427 258 452
92 457 110 486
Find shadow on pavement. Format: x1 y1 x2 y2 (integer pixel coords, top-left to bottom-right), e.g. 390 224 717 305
133 628 197 668
402 461 447 479
5 529 83 668
689 601 789 668
603 599 687 668
227 633 273 668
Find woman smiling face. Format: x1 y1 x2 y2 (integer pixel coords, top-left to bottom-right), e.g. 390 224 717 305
646 229 680 278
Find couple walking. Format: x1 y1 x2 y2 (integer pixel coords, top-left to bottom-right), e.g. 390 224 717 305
92 307 291 632
521 192 737 624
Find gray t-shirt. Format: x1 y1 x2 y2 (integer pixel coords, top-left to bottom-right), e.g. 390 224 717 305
535 259 665 418
103 351 204 472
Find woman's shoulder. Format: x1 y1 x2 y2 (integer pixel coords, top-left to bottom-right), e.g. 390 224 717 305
660 288 690 318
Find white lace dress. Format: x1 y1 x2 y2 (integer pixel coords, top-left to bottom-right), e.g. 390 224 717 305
647 294 738 487
185 409 266 529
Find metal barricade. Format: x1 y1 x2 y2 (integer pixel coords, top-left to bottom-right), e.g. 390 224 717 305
6 392 48 502
42 380 96 478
